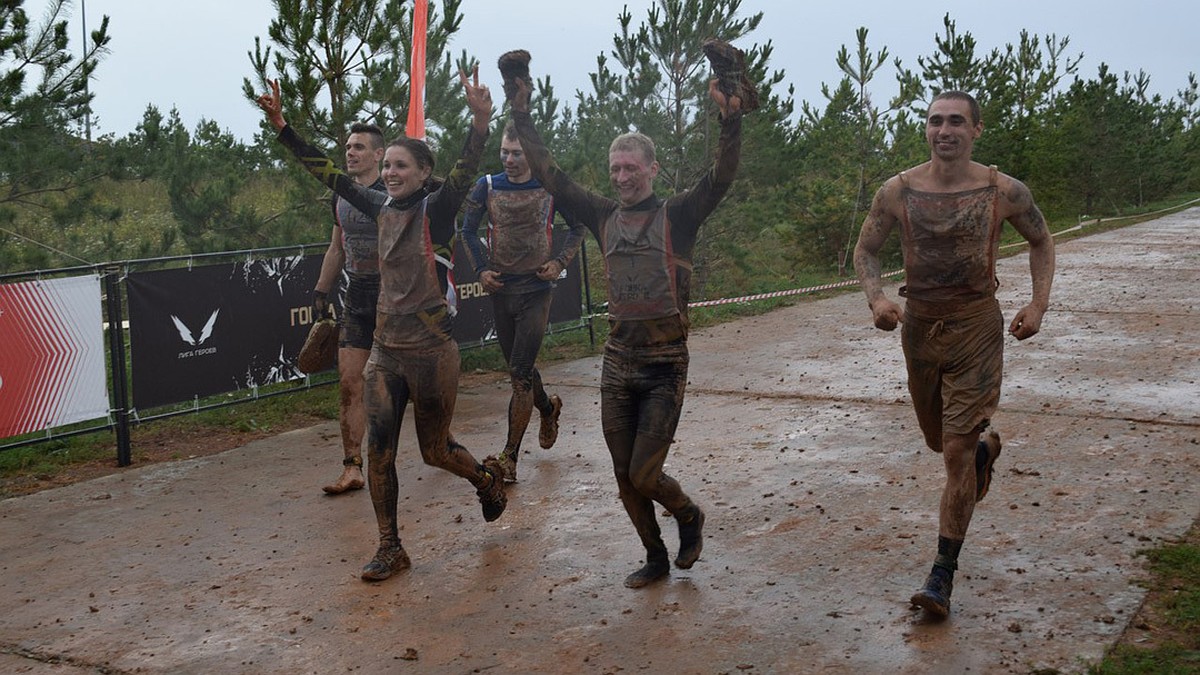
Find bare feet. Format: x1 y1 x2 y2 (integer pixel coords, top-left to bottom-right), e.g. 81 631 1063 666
323 464 365 495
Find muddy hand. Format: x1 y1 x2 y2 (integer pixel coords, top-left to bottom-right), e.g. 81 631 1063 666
536 259 563 281
709 79 742 117
460 65 493 121
256 79 286 130
871 298 904 331
1008 304 1044 340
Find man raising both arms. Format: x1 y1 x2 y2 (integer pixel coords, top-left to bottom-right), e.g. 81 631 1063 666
499 42 754 588
460 121 586 482
313 122 386 495
853 91 1055 618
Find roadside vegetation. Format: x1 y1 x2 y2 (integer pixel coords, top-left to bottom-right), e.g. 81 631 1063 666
1092 525 1200 674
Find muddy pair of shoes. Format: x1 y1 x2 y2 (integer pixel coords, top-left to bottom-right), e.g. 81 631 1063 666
910 565 953 618
322 463 365 495
674 506 705 569
477 457 509 522
539 394 562 449
361 542 411 581
702 38 760 112
975 427 1002 502
497 49 533 101
624 555 670 589
494 452 519 484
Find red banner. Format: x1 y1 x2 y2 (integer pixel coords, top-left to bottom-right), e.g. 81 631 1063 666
405 0 428 139
0 275 109 438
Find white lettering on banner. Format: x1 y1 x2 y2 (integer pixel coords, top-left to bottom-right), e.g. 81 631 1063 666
177 347 219 360
290 306 314 326
456 282 488 301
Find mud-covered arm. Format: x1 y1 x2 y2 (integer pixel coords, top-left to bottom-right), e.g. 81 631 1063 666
668 89 743 239
256 79 387 219
552 203 586 268
1004 178 1055 340
508 81 613 240
534 202 588 281
315 223 345 296
427 68 492 249
276 125 388 219
853 178 904 331
460 178 491 273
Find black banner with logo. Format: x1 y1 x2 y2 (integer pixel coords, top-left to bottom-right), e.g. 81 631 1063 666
125 239 584 410
126 255 325 409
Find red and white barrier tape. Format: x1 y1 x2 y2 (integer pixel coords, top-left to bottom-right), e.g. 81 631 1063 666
687 270 903 309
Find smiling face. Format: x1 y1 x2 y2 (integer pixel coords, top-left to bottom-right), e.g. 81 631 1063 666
925 97 983 162
608 150 659 206
381 145 432 200
608 135 659 207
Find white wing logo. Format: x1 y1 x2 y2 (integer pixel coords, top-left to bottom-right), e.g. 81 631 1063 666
197 309 219 343
170 309 220 346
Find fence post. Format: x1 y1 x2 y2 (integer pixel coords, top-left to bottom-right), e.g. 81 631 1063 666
579 238 595 349
104 267 132 466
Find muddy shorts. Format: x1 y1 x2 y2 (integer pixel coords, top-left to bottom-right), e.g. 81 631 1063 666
339 275 379 351
901 297 1003 449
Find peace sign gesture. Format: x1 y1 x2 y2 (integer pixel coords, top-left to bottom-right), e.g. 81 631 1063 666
460 65 492 129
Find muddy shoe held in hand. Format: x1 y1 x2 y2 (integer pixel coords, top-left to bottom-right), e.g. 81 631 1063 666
497 49 533 100
702 38 759 112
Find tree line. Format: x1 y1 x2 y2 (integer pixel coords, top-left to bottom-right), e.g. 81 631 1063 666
2 0 1197 298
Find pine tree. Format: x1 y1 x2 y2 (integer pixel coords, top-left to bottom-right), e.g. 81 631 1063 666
0 0 113 270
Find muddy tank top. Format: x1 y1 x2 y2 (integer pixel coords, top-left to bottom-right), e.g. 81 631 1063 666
376 199 445 318
335 177 384 276
602 207 682 321
485 175 554 275
899 166 1002 305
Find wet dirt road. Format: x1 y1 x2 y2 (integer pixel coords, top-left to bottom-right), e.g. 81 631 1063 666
2 210 1198 674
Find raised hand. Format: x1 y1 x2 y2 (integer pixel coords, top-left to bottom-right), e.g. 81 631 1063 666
255 79 286 131
460 65 493 124
708 79 743 118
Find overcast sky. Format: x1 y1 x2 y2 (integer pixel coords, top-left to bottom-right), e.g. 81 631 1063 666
26 0 1199 142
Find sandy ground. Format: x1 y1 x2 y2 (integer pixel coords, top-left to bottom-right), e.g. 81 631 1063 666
1 210 1198 675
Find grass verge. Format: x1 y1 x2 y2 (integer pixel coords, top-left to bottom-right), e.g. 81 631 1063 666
1091 522 1200 674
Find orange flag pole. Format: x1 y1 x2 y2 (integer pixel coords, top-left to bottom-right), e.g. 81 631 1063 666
405 0 428 139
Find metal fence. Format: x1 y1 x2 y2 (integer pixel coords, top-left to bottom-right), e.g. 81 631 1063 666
0 240 594 464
